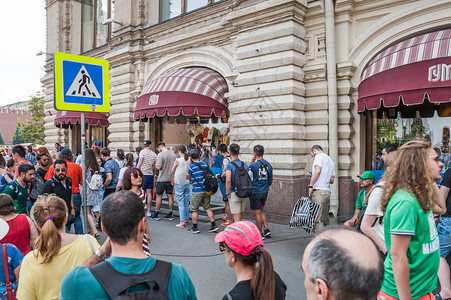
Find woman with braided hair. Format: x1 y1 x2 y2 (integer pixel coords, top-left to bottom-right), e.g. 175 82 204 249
17 194 100 300
215 221 287 300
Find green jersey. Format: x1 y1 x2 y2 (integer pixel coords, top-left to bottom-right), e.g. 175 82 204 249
2 180 28 214
355 189 366 210
381 189 439 299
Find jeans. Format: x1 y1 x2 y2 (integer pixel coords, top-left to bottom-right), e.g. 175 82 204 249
174 184 190 222
27 200 35 215
437 216 451 257
66 193 83 234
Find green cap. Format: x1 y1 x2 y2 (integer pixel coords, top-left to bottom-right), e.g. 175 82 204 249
358 170 375 180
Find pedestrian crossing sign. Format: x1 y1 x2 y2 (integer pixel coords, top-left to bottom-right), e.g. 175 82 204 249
54 52 109 113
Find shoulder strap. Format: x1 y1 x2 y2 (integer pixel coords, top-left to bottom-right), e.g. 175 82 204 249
2 244 11 286
225 292 233 300
193 162 205 172
230 161 241 171
257 160 269 171
90 260 172 299
84 235 96 254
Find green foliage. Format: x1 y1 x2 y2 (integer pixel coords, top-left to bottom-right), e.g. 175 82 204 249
13 91 45 145
12 126 26 144
0 132 4 145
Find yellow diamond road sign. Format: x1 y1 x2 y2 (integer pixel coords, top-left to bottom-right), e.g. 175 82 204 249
54 52 109 113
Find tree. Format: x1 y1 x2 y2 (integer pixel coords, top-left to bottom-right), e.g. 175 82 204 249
13 91 45 145
0 132 4 145
12 126 25 144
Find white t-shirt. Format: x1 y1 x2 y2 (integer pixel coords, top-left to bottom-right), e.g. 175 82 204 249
174 157 189 185
364 182 385 241
311 153 335 191
118 167 128 181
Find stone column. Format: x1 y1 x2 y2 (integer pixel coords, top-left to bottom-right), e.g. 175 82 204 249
225 0 308 223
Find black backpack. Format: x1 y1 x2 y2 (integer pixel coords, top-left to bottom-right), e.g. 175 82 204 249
355 185 384 233
89 260 172 300
30 172 45 200
230 161 253 198
1 181 20 200
193 162 218 196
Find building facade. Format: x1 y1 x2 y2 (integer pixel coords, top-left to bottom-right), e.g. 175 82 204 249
43 0 451 222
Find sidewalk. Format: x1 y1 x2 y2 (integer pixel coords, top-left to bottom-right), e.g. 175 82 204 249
144 217 312 300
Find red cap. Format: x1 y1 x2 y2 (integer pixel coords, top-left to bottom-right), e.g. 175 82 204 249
214 221 264 256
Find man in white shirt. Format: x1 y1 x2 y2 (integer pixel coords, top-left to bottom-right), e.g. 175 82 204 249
308 145 335 233
137 140 158 217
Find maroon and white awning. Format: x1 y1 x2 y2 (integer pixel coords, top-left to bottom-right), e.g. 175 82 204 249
134 67 228 119
54 110 109 127
358 29 451 112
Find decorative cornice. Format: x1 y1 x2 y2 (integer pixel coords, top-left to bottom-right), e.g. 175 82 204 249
64 0 71 52
304 63 326 82
337 62 357 80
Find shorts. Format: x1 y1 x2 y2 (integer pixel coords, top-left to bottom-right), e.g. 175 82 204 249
229 192 248 214
377 290 434 300
142 175 154 190
190 192 211 212
437 216 451 257
156 181 173 195
250 192 268 210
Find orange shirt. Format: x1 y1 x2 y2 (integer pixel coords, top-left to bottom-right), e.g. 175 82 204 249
45 160 82 194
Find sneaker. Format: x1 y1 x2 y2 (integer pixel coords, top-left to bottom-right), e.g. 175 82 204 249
263 229 271 237
261 233 265 240
221 214 227 221
188 227 200 234
221 220 233 227
150 213 160 220
146 211 152 217
164 213 174 221
175 222 186 228
208 225 219 233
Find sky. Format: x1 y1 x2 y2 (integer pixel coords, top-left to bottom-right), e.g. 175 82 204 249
0 1 46 106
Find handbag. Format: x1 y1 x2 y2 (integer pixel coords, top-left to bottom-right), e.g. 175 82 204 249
2 244 17 300
289 196 321 234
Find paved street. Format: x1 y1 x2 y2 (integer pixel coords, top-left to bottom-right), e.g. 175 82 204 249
143 217 312 300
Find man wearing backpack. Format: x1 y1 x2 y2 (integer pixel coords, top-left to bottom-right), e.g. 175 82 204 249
2 163 35 214
217 143 233 226
60 191 198 299
186 150 219 234
225 143 252 222
28 153 50 212
249 145 273 239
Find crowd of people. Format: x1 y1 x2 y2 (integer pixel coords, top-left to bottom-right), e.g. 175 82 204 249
0 139 448 299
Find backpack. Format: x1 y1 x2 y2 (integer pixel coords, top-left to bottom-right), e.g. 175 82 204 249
89 260 172 300
193 162 218 196
355 185 384 233
230 161 253 198
30 172 45 200
88 171 103 191
1 181 20 200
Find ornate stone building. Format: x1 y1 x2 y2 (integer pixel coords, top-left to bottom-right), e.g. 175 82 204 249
42 0 451 222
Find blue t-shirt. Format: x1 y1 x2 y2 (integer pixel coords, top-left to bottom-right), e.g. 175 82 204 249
249 159 273 194
188 160 208 193
60 256 197 300
103 158 120 189
0 174 13 192
225 159 249 192
212 153 224 168
0 244 23 299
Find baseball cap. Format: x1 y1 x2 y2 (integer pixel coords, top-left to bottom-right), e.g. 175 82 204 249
61 148 72 156
357 170 375 180
143 140 151 147
214 221 264 256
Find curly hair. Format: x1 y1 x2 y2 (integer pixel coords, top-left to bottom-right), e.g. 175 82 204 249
381 141 434 213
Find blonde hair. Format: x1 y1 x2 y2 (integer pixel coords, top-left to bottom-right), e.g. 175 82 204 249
33 194 68 263
381 141 434 213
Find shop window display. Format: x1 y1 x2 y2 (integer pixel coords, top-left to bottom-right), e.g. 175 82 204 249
374 110 450 173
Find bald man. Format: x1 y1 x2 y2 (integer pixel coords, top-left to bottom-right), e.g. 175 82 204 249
301 227 384 300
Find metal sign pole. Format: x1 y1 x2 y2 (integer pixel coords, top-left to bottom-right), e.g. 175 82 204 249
81 112 88 234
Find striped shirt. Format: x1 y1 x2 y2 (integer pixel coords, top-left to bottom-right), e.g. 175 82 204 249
139 149 157 175
188 160 207 193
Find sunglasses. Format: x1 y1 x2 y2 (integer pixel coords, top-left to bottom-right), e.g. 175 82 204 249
219 242 228 253
42 158 50 162
132 173 142 178
55 168 67 172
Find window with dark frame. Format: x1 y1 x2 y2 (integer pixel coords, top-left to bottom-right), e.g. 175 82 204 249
82 0 112 52
160 0 219 22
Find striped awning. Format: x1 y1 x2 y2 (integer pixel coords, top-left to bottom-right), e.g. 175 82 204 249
134 67 228 119
358 28 451 112
54 110 109 128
